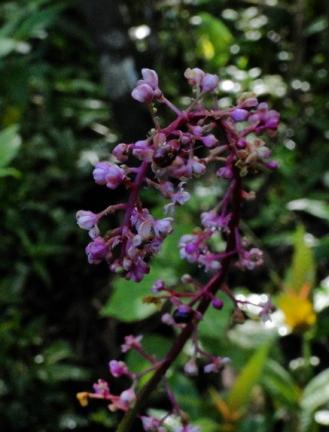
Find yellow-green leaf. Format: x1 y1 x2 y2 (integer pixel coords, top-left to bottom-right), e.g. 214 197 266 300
227 344 270 414
285 225 315 293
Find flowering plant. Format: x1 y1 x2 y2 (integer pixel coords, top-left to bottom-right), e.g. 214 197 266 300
76 67 279 431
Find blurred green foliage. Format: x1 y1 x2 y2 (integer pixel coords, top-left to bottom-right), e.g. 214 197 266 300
1 0 329 431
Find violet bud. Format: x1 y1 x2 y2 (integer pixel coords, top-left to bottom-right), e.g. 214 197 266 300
217 166 233 179
184 67 205 87
85 237 108 264
152 279 166 293
201 73 219 93
141 416 166 432
153 217 173 237
93 162 124 189
161 313 175 326
191 158 206 176
190 125 203 136
201 134 218 148
212 298 224 310
240 96 258 108
93 161 112 185
109 360 129 378
121 335 143 353
105 165 125 189
133 139 153 161
76 210 98 230
93 379 110 397
184 358 198 376
266 160 279 170
112 143 129 162
231 108 249 122
237 138 247 149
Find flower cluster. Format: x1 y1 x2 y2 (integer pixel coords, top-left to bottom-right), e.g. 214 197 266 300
76 68 278 284
76 67 279 431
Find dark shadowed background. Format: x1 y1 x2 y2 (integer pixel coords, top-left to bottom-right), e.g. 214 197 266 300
1 1 329 431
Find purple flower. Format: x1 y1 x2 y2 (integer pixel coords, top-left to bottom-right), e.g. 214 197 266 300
112 143 130 162
153 217 173 237
175 426 201 432
126 257 150 282
179 234 202 262
140 68 159 90
240 247 264 270
266 160 279 170
93 162 124 189
191 157 206 176
198 253 221 271
109 388 136 412
231 108 249 122
76 210 98 230
93 379 110 397
217 165 233 179
109 360 129 378
133 140 154 161
184 67 205 87
132 69 161 103
121 335 143 353
85 237 108 264
201 73 219 93
132 83 154 103
184 358 198 376
152 279 166 293
204 356 230 374
141 416 166 432
161 313 175 326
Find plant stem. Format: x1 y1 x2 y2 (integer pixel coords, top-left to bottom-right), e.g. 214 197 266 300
117 173 242 432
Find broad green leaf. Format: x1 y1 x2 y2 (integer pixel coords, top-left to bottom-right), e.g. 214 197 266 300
262 360 301 406
288 199 329 224
227 344 270 413
285 225 315 293
196 13 233 67
301 368 329 412
101 268 162 321
0 125 22 168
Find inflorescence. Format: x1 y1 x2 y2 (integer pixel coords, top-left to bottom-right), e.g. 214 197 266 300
76 67 279 431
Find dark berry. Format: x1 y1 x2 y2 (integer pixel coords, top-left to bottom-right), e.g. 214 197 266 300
173 305 193 324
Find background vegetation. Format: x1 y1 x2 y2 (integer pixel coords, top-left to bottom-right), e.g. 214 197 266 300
1 0 328 431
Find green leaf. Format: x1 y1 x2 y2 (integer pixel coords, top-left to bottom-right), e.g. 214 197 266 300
15 5 64 39
262 360 301 407
287 199 329 224
301 368 329 412
199 292 234 339
168 373 202 419
196 13 233 67
0 167 21 178
126 335 171 377
285 225 315 292
0 38 17 58
101 220 192 322
0 125 22 168
227 344 270 413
